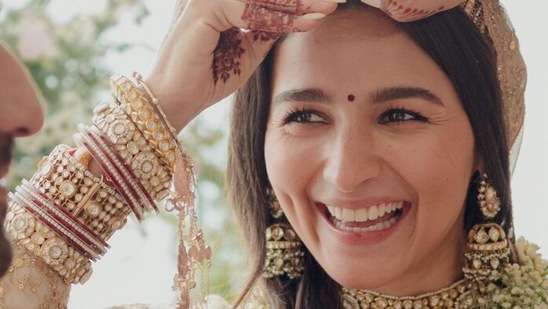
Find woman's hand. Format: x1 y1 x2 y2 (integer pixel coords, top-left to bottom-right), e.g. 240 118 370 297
362 0 464 21
146 0 338 131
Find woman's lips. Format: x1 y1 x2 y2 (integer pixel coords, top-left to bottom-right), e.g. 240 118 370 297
316 201 410 234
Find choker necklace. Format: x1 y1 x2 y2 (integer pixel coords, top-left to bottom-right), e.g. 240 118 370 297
341 279 479 309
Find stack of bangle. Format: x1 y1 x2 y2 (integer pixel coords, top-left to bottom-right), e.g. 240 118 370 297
6 145 128 283
92 101 172 201
5 73 199 290
110 73 180 174
76 124 155 220
30 145 130 240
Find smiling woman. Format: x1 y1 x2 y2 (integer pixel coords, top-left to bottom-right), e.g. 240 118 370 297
228 1 546 308
266 7 477 294
0 0 546 308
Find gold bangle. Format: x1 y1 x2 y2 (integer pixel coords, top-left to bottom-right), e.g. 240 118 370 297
110 74 179 173
5 144 138 284
76 124 154 218
132 72 179 143
7 199 93 284
92 101 172 200
31 145 130 240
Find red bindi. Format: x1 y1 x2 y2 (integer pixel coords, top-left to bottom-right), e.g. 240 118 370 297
347 94 355 102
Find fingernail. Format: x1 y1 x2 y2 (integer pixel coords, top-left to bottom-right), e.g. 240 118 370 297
301 13 327 20
322 0 347 3
361 0 382 8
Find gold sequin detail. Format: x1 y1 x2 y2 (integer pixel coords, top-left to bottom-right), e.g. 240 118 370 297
461 0 526 146
0 243 70 309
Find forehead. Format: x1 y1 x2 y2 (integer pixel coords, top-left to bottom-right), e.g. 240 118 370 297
272 7 441 89
269 6 459 110
305 6 403 42
276 6 421 60
275 7 416 62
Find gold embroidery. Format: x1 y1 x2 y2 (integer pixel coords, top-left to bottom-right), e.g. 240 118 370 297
461 0 526 146
0 242 70 309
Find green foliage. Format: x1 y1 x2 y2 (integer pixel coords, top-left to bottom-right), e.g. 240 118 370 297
1 0 150 186
1 0 244 302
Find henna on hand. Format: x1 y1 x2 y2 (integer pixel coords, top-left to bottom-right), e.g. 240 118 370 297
212 28 246 84
212 0 304 84
211 0 319 84
245 0 302 13
252 31 281 43
242 4 299 32
241 0 304 32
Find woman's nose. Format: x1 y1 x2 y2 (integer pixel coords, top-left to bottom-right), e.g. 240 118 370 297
0 46 45 137
322 129 382 193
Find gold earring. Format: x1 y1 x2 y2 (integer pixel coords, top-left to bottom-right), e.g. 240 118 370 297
262 188 304 280
463 173 510 282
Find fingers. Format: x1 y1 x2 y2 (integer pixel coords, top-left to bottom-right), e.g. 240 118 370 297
240 0 303 14
208 0 338 85
231 0 338 32
242 4 324 32
362 0 464 22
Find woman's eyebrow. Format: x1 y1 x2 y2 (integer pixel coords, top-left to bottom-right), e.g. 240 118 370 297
372 87 444 106
272 87 443 106
272 88 330 105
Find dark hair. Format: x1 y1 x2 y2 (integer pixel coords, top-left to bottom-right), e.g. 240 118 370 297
227 3 512 308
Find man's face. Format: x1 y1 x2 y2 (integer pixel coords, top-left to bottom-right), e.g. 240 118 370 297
0 43 44 276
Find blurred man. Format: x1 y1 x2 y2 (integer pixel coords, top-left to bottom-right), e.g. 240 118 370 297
0 42 45 276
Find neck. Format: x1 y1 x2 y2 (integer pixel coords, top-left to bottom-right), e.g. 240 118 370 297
368 229 466 296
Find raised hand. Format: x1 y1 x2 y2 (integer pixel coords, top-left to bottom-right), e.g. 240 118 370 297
146 0 338 131
362 0 464 21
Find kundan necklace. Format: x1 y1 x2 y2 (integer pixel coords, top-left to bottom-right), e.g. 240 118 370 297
341 279 479 309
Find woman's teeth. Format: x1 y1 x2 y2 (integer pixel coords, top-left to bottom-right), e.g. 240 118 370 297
334 216 398 233
326 201 403 223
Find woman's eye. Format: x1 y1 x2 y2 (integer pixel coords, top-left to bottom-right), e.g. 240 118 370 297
378 108 427 124
284 110 325 124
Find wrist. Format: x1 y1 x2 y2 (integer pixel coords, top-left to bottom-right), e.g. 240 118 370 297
144 72 203 132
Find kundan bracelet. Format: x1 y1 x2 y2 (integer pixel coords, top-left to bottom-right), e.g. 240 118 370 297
5 145 130 284
110 74 180 173
92 101 171 200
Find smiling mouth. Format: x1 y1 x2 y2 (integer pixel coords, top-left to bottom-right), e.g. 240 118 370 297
320 201 406 233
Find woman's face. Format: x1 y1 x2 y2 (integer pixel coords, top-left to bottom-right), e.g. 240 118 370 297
264 8 478 295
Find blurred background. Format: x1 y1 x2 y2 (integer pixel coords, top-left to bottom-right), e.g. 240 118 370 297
0 0 546 308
